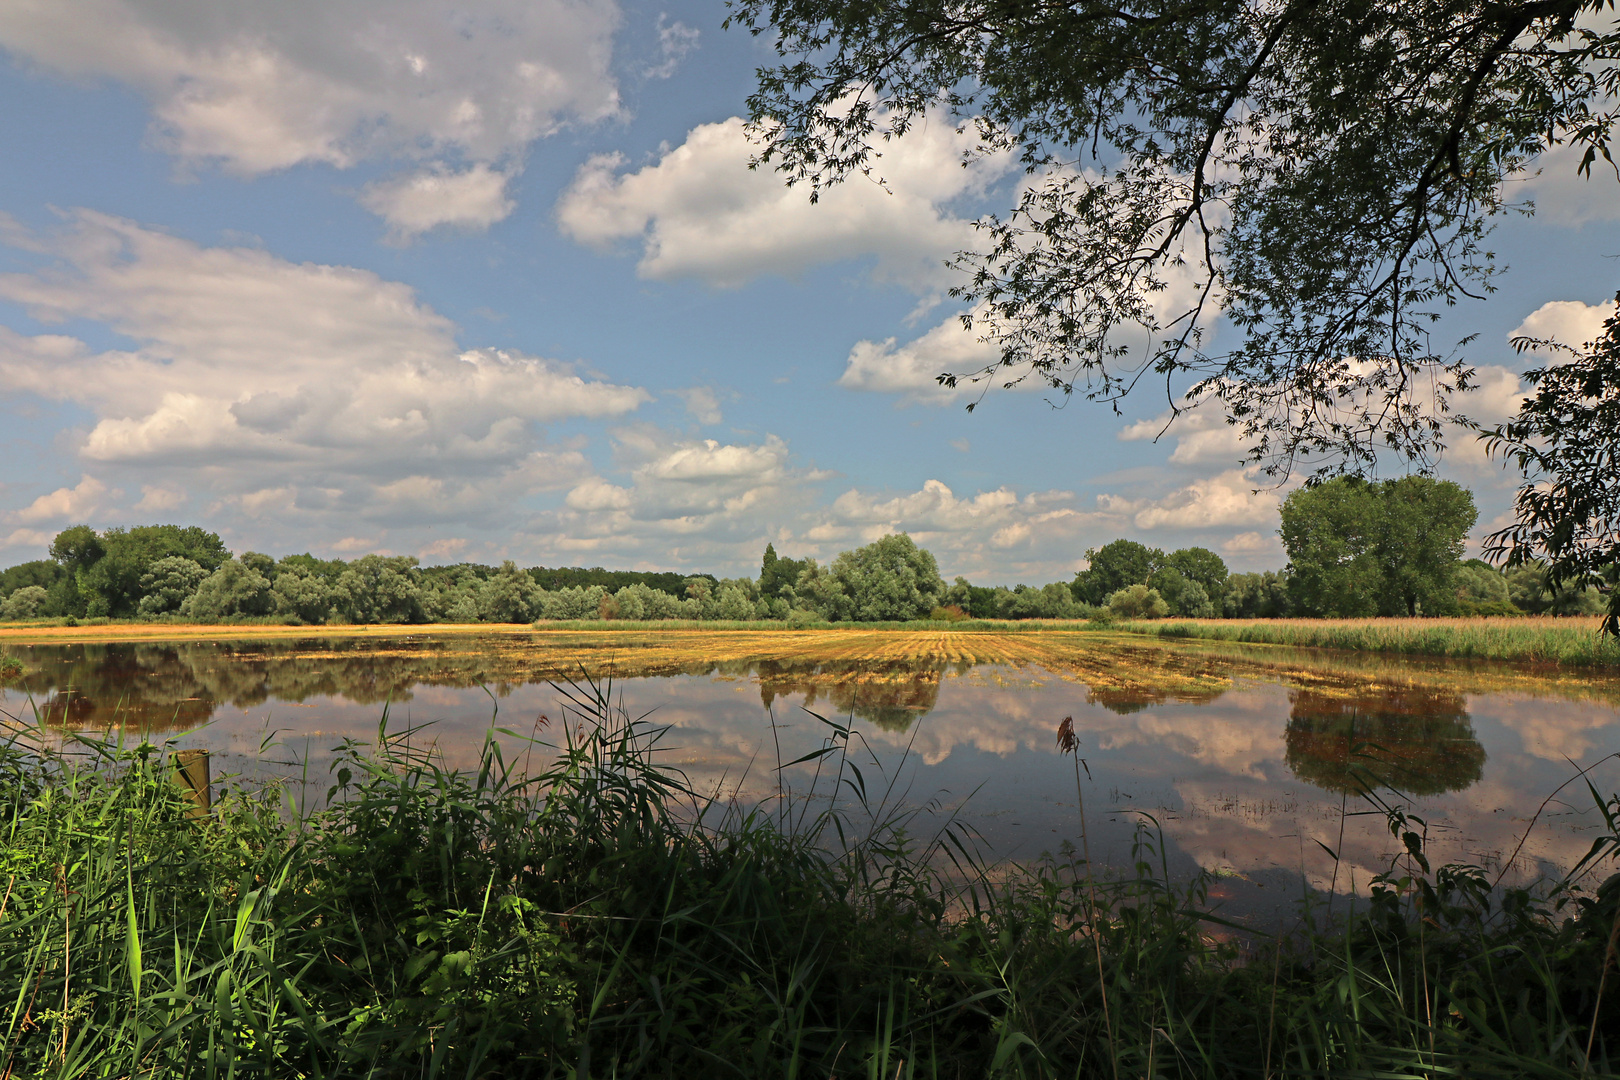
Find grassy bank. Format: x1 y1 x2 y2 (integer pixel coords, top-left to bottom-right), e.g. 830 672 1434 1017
1113 615 1620 667
3 689 1619 1078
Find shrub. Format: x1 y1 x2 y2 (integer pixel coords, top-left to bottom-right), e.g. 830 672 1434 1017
135 556 210 617
1107 583 1170 619
182 557 274 621
0 585 48 621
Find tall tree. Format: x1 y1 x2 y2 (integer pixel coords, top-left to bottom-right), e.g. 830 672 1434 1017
1281 476 1476 616
1279 481 1385 617
1072 539 1161 605
1373 476 1479 616
808 534 946 621
1158 547 1230 609
759 542 811 601
730 0 1620 477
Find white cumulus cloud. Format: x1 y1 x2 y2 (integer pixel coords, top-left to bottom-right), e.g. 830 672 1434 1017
360 163 518 239
556 114 1014 291
1515 142 1620 227
1098 469 1280 532
0 211 647 529
838 313 1001 403
1511 296 1618 353
13 474 109 524
0 0 621 227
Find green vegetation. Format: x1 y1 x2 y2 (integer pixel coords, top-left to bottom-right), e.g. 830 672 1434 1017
0 528 973 627
947 577 1090 620
4 688 1620 1077
1281 476 1478 617
1068 541 1232 619
1487 291 1620 635
1114 616 1620 667
3 504 1613 631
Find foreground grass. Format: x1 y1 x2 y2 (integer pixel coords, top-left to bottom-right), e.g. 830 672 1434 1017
1113 615 1620 668
3 688 1620 1078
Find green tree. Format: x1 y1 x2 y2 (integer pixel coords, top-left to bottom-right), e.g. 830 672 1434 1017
0 560 63 603
46 525 103 617
478 561 545 623
136 557 210 617
0 586 48 621
54 525 230 617
1072 539 1161 605
48 525 104 575
1158 547 1229 610
276 553 347 582
1504 561 1607 615
1486 292 1620 635
1107 583 1169 619
272 570 343 625
820 534 946 622
1373 477 1478 616
1222 571 1293 618
733 0 1620 476
337 556 425 624
759 543 811 602
182 558 274 621
1282 477 1477 617
1454 560 1518 616
1148 568 1216 618
1281 480 1387 617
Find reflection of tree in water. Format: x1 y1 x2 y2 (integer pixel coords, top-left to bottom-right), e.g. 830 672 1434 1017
1 639 499 732
1285 687 1486 796
1 640 968 735
1085 683 1229 716
752 658 968 732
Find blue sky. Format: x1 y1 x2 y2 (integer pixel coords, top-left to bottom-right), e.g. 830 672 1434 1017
1 0 1617 584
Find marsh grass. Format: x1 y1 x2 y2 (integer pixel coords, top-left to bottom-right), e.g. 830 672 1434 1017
1116 615 1620 667
1 685 1619 1077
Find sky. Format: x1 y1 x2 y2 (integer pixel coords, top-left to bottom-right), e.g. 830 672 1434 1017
0 0 1617 585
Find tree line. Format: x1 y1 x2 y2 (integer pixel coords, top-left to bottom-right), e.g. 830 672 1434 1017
0 527 958 625
1 477 1610 625
1075 477 1609 620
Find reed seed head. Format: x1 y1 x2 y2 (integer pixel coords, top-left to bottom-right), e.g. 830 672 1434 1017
1056 715 1076 754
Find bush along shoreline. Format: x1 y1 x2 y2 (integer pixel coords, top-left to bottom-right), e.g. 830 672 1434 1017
3 686 1620 1077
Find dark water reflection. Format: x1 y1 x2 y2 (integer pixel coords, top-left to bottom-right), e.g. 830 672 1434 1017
1285 688 1486 796
755 658 965 731
5 634 1620 915
4 638 972 736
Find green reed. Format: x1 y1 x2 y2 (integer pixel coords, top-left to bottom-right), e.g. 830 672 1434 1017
1116 616 1620 667
1 685 1618 1078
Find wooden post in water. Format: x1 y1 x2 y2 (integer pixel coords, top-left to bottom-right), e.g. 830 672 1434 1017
173 749 211 817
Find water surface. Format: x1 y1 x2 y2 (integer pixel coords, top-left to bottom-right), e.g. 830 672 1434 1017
5 628 1619 921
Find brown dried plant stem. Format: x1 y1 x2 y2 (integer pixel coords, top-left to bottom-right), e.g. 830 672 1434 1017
1586 900 1620 1071
1059 716 1117 1080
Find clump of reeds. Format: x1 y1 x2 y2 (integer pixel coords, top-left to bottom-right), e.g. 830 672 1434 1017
1117 615 1620 667
1 688 1618 1078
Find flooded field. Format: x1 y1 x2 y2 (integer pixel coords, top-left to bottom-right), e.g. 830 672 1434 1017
4 626 1619 919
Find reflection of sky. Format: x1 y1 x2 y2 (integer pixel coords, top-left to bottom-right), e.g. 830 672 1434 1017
6 654 1620 917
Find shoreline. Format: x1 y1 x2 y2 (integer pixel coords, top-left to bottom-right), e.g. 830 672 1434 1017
1 615 1617 667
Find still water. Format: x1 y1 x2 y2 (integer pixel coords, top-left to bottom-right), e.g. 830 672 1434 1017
4 628 1620 917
